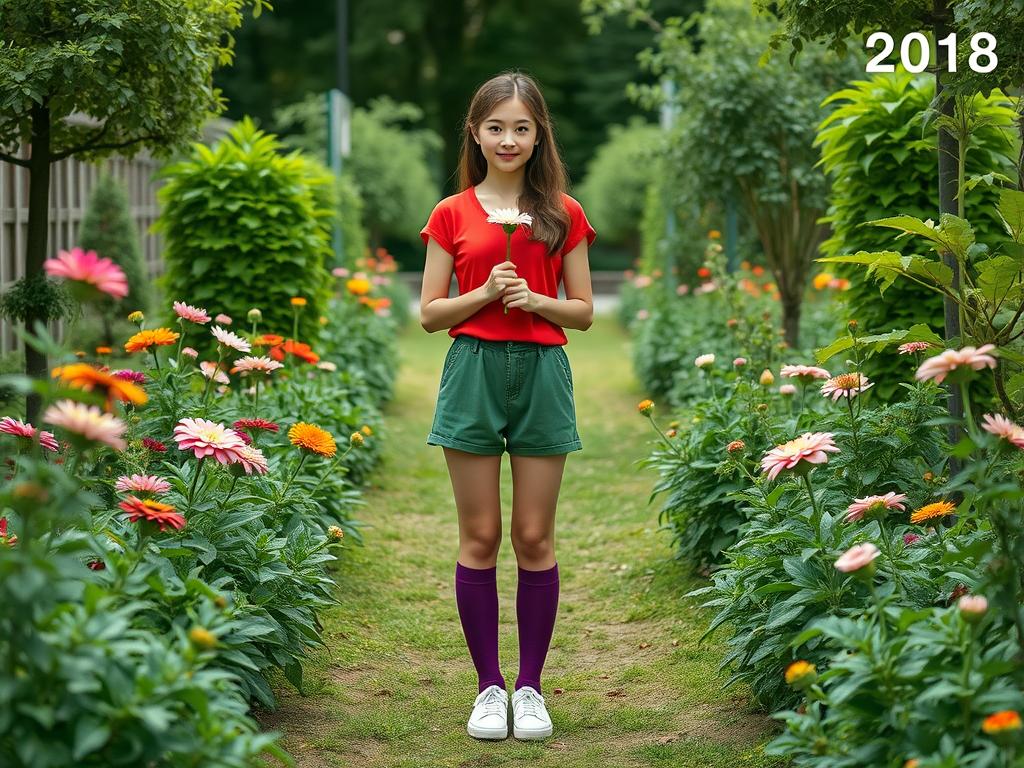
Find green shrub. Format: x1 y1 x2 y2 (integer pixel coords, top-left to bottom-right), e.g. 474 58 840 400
816 69 1018 398
154 117 336 353
79 173 150 314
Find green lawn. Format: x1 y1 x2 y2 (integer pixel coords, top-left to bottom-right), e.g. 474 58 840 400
256 312 788 768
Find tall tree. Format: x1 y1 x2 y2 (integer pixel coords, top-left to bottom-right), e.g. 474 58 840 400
0 0 266 421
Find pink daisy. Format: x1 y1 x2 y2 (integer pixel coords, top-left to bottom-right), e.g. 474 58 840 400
332 267 350 278
172 301 211 325
898 341 932 355
114 474 172 495
915 344 997 384
233 356 284 374
844 491 908 523
199 361 230 385
215 313 233 325
173 418 247 464
112 369 146 384
760 432 839 481
834 543 880 574
981 413 1024 449
821 372 874 402
0 416 59 452
182 347 199 359
779 384 797 396
211 325 251 353
42 400 127 451
43 247 129 299
780 364 831 382
231 444 269 475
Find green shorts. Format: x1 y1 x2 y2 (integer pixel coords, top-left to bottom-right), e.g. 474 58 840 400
427 334 582 456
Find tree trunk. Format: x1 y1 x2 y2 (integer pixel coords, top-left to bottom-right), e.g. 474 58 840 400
24 101 52 424
781 293 801 349
934 0 965 472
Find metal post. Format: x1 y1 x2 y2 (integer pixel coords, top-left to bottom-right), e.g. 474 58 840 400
660 78 678 300
328 0 351 266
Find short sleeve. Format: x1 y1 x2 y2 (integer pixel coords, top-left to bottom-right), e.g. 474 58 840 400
420 200 455 254
560 195 597 256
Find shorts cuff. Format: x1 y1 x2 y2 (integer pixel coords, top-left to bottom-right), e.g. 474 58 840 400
427 432 505 455
507 439 582 456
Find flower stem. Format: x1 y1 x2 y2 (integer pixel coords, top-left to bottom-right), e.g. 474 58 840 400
646 414 685 458
187 458 205 510
281 453 308 498
224 474 239 506
959 381 978 439
503 233 512 315
802 473 821 530
151 347 161 372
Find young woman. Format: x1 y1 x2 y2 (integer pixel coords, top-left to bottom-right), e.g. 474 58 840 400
419 70 596 741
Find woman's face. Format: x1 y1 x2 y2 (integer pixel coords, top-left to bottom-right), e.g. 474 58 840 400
474 97 540 174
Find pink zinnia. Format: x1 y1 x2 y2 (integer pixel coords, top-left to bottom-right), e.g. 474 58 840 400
821 372 874 401
173 301 211 325
903 533 921 547
332 267 350 278
211 325 251 353
182 347 199 359
42 400 127 451
233 418 280 434
173 418 247 464
898 341 932 355
233 356 284 374
233 428 253 446
231 444 269 475
733 357 747 367
834 542 880 574
780 364 831 382
981 413 1024 449
199 361 230 384
114 474 171 495
215 313 233 325
43 247 129 299
915 344 997 384
0 416 59 452
676 284 690 296
112 369 146 385
779 384 797 396
760 432 839 481
844 491 908 523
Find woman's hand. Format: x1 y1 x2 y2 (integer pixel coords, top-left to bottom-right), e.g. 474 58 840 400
501 276 541 313
483 260 519 302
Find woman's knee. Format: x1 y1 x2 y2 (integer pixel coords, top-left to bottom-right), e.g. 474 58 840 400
511 529 553 561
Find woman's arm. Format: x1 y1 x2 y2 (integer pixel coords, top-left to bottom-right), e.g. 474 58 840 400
419 238 492 333
532 240 593 331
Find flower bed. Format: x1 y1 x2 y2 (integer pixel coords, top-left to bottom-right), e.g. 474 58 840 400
0 246 398 766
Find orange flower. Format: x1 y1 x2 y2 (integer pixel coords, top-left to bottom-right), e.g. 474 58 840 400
254 334 285 347
95 346 112 355
52 364 147 411
982 710 1022 735
910 500 957 524
346 278 371 296
708 230 721 239
288 422 337 458
290 297 307 307
752 265 765 276
637 399 654 416
125 328 179 354
269 339 320 364
697 267 711 279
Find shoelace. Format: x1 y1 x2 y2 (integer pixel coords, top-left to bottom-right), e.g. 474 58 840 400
476 687 507 717
515 688 545 719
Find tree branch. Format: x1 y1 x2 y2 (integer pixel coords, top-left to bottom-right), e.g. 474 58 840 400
52 133 163 162
0 151 30 168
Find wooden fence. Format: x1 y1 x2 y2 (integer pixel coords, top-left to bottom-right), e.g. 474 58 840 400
0 150 164 355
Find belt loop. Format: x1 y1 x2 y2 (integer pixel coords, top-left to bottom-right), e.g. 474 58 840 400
472 337 481 354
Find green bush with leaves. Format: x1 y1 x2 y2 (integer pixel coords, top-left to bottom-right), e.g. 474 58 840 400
154 118 336 353
577 118 663 256
815 69 1019 398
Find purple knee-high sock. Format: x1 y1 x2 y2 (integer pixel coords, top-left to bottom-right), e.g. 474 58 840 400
455 562 506 693
515 563 559 695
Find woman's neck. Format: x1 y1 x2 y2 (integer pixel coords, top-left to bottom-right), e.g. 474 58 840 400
476 170 525 203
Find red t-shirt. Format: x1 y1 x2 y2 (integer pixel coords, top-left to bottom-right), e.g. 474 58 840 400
420 187 597 345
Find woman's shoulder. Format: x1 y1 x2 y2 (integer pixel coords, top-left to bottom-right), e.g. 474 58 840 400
559 191 585 212
431 189 472 213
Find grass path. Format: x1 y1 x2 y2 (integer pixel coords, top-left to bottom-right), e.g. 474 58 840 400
257 313 786 768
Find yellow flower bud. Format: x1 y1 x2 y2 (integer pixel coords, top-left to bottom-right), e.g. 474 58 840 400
188 627 217 651
759 369 775 386
350 432 364 447
328 525 345 541
637 399 654 416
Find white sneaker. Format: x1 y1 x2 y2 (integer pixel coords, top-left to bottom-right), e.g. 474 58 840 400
467 684 508 740
511 686 553 740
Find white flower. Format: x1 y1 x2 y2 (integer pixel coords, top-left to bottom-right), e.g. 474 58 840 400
211 325 251 353
317 361 338 372
200 361 230 385
486 208 533 228
695 354 715 369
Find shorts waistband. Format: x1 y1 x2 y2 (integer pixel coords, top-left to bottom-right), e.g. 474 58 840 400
455 335 559 355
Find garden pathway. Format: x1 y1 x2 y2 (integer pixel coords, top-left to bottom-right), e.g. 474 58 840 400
257 312 784 768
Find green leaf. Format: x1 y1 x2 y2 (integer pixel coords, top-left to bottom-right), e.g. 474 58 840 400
997 188 1024 244
976 256 1021 303
815 335 854 364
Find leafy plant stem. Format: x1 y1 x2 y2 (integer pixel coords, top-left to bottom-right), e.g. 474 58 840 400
802 472 821 529
281 453 308 498
187 457 205 510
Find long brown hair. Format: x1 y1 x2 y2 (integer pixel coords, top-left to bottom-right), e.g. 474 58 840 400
456 70 571 255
